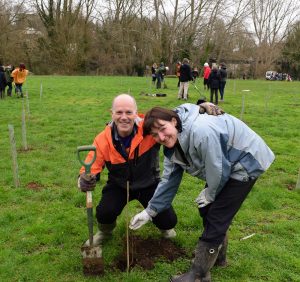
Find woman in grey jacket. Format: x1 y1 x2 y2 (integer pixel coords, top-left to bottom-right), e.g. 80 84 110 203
130 103 275 282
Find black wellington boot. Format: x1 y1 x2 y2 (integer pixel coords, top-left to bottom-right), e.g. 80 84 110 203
214 233 228 267
170 240 221 282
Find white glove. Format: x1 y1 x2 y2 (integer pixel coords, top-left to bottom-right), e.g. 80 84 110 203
129 210 152 230
195 188 212 208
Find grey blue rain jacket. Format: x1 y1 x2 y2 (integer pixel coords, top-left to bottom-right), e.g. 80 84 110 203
146 103 275 217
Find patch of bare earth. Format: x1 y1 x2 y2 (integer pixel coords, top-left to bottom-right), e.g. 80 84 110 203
17 147 33 153
26 182 44 191
113 235 187 271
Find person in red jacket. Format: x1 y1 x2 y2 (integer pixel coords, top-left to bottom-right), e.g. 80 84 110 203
203 62 211 91
78 94 178 248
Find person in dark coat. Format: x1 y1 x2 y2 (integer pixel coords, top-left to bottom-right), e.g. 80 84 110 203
208 65 221 105
151 63 157 84
4 65 14 97
219 63 227 101
178 58 193 100
0 66 7 99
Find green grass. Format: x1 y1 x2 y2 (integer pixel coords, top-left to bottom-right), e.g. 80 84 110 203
0 75 299 281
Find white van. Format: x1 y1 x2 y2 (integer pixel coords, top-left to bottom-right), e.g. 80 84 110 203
265 71 277 80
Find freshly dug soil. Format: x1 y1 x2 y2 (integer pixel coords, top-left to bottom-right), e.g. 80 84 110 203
113 235 187 271
26 182 44 190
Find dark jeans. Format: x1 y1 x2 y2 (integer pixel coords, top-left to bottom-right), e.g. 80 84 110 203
0 88 4 99
15 83 23 96
204 78 210 90
156 75 162 89
219 81 227 100
210 88 219 104
6 82 12 96
199 178 257 245
96 183 177 230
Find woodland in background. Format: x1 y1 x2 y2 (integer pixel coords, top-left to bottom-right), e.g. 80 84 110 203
0 0 300 79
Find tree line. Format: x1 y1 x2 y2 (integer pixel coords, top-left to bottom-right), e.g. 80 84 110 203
0 0 299 79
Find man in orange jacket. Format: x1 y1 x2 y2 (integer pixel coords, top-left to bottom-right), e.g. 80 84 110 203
11 63 29 98
78 94 178 247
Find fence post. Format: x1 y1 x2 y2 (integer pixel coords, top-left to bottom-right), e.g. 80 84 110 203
296 168 300 190
40 82 43 100
8 124 20 187
26 90 30 117
22 102 28 150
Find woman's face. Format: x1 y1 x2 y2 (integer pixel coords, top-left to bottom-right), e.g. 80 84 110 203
150 118 178 148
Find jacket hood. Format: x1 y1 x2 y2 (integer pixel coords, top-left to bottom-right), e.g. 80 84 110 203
174 103 200 151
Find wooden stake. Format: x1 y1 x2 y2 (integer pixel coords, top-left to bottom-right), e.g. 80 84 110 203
296 168 300 190
40 82 43 100
240 93 245 120
126 180 130 273
22 102 28 150
233 80 236 95
26 90 30 117
8 124 20 187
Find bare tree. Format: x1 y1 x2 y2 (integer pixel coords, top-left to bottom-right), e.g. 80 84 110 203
249 0 300 76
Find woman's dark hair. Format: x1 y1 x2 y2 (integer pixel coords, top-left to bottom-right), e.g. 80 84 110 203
143 107 182 136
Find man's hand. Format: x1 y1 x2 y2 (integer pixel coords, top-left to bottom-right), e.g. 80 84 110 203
199 102 224 115
78 173 96 192
129 210 152 230
195 188 212 208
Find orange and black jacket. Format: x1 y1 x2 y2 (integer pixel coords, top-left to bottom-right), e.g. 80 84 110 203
80 119 160 190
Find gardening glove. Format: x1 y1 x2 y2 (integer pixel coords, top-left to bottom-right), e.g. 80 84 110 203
129 210 152 230
78 173 96 192
195 188 212 208
199 102 224 115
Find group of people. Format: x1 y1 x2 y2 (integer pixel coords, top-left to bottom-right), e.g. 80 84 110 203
203 62 228 105
0 63 29 99
151 62 169 89
78 93 274 281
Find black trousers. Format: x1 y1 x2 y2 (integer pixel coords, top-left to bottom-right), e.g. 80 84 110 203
210 88 219 104
199 178 257 245
96 182 177 230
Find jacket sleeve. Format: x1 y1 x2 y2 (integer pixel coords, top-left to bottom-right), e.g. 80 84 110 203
195 130 231 202
146 157 183 217
79 137 106 175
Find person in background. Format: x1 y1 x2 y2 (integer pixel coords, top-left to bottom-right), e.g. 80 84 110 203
203 62 211 90
219 63 227 102
0 66 6 99
176 61 181 87
11 63 29 98
178 58 193 100
129 103 275 282
4 65 14 97
192 67 199 82
156 62 166 89
151 63 157 85
208 65 221 105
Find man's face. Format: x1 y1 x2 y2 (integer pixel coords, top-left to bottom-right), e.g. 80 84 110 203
111 96 137 137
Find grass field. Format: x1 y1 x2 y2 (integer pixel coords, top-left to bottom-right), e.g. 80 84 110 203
0 75 299 282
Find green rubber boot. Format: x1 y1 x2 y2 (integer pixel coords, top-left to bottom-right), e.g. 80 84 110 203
170 240 221 282
215 233 228 267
